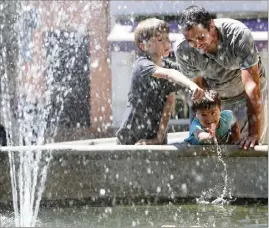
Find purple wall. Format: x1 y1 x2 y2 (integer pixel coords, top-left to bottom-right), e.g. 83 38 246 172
240 19 267 31
110 19 268 52
129 19 267 32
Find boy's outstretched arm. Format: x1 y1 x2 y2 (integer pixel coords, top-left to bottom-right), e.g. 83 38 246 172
152 67 207 102
135 93 175 145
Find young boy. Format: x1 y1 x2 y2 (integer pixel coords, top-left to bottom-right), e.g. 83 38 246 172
116 18 206 145
184 90 240 145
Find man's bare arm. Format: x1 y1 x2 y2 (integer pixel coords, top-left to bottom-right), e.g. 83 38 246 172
240 63 261 149
192 76 209 90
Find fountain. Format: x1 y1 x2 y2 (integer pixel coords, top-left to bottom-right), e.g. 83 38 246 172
0 1 93 226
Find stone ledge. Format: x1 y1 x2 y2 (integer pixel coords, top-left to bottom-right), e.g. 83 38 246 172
1 144 267 159
0 135 267 202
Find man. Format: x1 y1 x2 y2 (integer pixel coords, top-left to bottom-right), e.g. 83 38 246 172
175 5 267 149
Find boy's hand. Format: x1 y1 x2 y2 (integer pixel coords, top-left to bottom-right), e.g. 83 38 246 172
191 86 205 102
135 139 149 145
135 138 160 145
196 124 217 144
191 86 214 102
198 124 216 144
198 132 213 141
209 123 216 138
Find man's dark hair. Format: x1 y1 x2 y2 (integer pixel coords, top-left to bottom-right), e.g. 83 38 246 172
178 5 212 30
191 90 221 113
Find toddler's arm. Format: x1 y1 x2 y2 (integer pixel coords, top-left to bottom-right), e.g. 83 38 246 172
228 121 240 144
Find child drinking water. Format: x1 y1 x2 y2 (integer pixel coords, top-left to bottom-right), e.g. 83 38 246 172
185 90 240 145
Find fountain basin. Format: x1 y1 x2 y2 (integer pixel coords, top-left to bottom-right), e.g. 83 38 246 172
0 132 267 205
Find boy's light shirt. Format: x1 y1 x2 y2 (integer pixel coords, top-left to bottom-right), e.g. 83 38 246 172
184 110 236 145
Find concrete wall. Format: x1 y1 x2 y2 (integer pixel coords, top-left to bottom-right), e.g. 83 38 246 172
0 140 267 204
44 147 268 201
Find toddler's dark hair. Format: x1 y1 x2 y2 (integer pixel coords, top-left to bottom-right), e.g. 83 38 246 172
191 90 221 112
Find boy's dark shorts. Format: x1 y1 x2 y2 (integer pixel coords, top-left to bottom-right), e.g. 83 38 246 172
0 125 7 146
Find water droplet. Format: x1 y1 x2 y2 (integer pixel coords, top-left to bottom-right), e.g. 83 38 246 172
99 189 106 196
91 59 99 68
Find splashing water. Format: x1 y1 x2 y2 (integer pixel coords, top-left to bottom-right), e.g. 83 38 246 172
1 4 56 226
0 2 91 226
196 124 231 205
210 137 231 205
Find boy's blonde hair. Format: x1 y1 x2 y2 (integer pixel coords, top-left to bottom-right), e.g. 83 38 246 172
134 18 170 51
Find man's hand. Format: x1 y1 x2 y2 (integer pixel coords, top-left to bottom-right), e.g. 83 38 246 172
236 135 259 150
